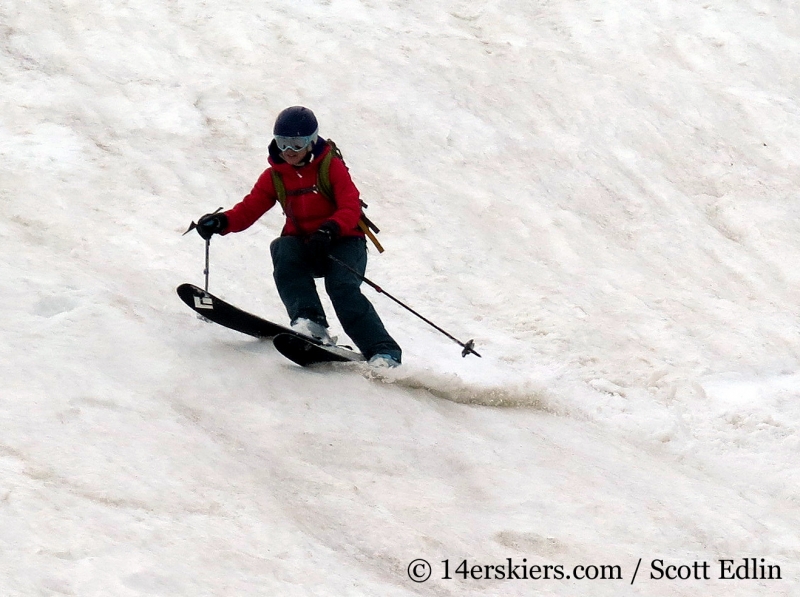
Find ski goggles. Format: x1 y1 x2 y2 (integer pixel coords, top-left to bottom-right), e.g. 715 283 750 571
274 134 316 152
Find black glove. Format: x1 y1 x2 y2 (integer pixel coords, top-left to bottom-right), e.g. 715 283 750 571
306 220 340 271
196 213 228 240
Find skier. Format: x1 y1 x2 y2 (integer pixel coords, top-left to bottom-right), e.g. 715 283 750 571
194 106 402 367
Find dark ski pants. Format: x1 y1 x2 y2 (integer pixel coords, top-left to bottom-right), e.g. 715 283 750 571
270 236 402 362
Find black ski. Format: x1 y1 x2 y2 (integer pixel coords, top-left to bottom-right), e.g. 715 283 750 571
273 333 365 367
177 283 300 340
177 283 364 365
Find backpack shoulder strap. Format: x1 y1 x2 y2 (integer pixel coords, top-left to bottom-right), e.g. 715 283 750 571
316 140 339 203
270 169 287 210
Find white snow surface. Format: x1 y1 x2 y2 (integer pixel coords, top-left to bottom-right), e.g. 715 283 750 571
1 0 799 595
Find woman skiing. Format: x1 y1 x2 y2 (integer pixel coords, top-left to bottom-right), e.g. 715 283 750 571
195 106 402 367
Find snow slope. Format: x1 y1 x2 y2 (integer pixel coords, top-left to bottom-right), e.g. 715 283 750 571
1 0 799 595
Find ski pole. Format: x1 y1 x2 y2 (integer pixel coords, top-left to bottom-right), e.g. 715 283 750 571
328 255 481 358
203 237 211 292
183 207 224 293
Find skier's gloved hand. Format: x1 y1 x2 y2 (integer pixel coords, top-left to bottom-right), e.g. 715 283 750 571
306 220 340 271
196 213 228 240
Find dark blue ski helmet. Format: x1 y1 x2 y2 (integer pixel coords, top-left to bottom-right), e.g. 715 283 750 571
273 106 318 138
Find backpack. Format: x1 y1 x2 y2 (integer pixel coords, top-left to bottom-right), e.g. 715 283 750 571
270 140 384 253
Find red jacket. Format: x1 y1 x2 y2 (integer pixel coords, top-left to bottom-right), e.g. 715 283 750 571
223 139 364 238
